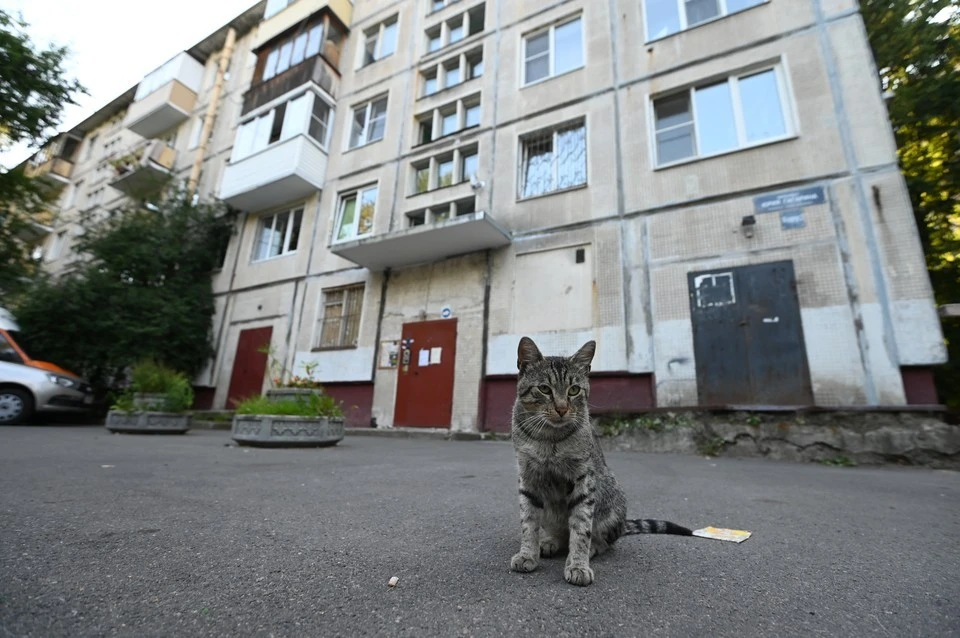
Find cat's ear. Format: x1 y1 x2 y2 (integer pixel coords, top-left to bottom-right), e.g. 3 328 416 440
517 337 543 372
570 340 596 372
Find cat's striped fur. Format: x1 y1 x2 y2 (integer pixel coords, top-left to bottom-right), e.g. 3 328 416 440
509 337 691 586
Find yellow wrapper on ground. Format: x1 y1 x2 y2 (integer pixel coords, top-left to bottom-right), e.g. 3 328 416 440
692 526 752 543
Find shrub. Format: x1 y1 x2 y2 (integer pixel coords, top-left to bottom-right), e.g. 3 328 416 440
235 393 343 418
111 359 194 413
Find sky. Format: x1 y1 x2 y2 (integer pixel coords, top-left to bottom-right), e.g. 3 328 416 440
0 0 259 169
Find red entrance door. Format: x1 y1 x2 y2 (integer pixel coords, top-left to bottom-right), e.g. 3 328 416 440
226 327 272 408
393 319 457 428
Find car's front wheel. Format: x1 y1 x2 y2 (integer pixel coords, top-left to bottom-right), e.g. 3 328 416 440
0 387 34 425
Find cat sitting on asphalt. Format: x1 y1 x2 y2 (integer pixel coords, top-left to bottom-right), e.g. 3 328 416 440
509 336 692 586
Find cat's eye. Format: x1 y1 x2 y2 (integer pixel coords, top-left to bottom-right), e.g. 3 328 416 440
538 385 552 394
568 386 581 396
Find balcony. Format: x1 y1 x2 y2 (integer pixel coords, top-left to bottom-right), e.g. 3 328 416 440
219 134 327 212
257 0 353 51
124 53 204 138
24 156 73 188
330 211 511 271
109 140 177 196
243 55 340 116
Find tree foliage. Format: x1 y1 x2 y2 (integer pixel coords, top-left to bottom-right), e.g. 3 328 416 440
861 0 959 405
13 191 236 392
0 9 85 301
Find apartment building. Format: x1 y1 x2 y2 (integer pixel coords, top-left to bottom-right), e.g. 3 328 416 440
25 0 947 431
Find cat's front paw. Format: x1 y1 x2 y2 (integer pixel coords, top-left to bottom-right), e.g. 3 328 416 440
564 564 594 586
510 552 539 573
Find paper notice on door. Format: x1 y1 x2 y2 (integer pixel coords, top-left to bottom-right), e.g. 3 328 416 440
430 347 442 365
418 349 430 367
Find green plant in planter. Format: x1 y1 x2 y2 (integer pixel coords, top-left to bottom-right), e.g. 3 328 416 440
112 359 194 413
235 392 343 418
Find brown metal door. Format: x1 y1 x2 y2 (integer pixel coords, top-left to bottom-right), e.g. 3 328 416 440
688 261 813 406
226 327 273 408
393 319 457 428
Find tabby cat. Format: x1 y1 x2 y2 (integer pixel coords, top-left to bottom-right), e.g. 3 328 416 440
509 336 692 586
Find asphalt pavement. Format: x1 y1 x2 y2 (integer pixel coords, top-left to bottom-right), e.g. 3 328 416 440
0 426 957 637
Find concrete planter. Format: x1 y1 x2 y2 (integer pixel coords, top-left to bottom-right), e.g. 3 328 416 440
105 410 191 434
132 392 167 410
231 414 345 447
266 388 323 402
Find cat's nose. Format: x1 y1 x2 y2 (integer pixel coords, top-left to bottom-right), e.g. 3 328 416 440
555 404 568 417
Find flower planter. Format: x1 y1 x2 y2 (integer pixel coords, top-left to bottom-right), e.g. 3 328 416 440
132 392 167 410
266 388 323 402
105 410 191 434
231 415 344 447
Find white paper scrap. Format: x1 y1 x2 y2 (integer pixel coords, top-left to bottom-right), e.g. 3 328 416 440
430 347 442 365
418 349 430 367
692 527 752 543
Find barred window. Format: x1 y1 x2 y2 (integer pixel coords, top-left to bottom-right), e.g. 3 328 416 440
518 120 587 199
318 284 365 348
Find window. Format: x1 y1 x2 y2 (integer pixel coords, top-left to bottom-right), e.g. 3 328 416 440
189 116 205 150
318 284 365 349
519 120 587 199
644 0 765 41
232 92 330 161
430 0 460 12
362 17 399 67
259 21 326 82
523 16 583 86
48 230 67 261
406 197 476 228
409 144 478 194
265 0 297 19
349 96 388 148
334 186 378 242
84 134 98 161
415 94 481 145
424 4 485 54
65 180 82 209
253 208 303 262
0 333 24 365
419 47 482 97
652 66 790 166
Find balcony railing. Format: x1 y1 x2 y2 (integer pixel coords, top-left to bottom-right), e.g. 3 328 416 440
329 210 511 271
219 134 328 212
24 157 73 186
109 139 177 196
242 55 340 116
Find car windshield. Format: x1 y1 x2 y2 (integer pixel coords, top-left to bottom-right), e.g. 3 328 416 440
0 332 25 365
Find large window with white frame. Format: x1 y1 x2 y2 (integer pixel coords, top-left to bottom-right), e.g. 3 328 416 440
518 119 587 199
231 91 332 162
333 185 378 242
522 15 583 86
317 283 365 349
644 0 766 41
361 16 399 67
348 96 388 149
253 207 303 262
652 65 792 167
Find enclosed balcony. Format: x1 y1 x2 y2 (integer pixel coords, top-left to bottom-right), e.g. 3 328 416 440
123 53 204 139
219 90 333 212
109 139 177 196
243 9 346 116
330 210 512 271
257 0 352 51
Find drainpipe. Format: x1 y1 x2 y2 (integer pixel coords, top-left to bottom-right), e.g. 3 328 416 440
187 26 237 195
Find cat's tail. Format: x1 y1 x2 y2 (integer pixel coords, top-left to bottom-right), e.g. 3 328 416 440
624 519 693 536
